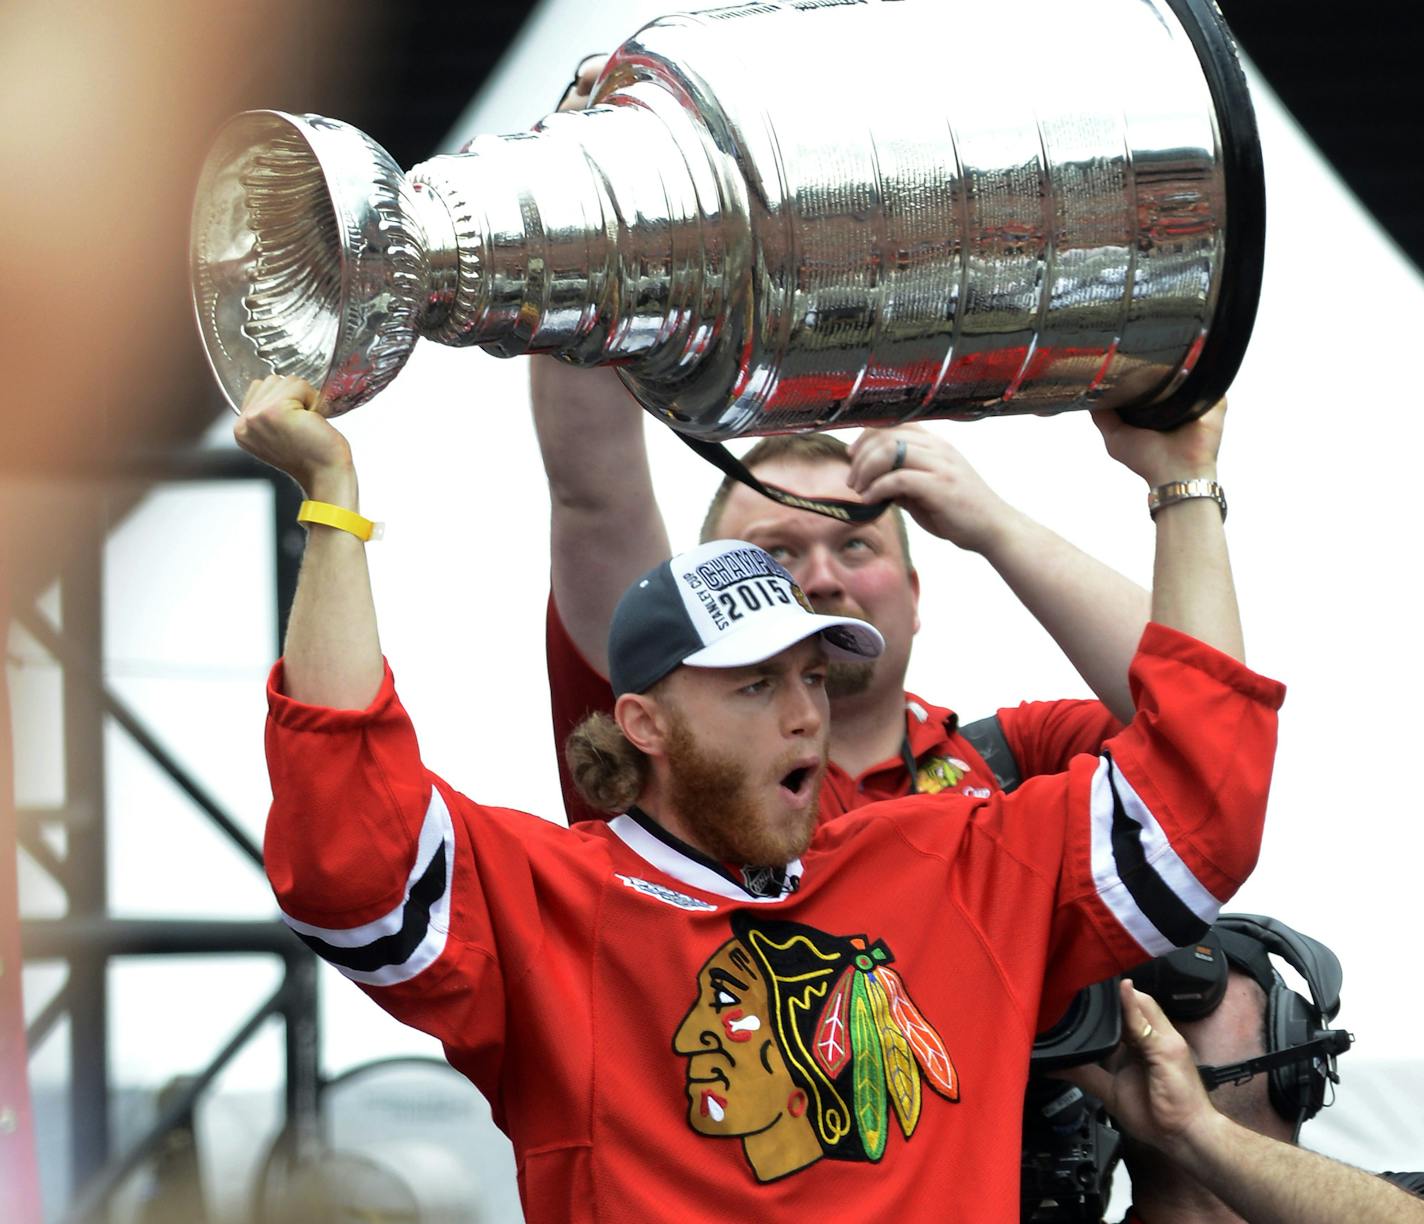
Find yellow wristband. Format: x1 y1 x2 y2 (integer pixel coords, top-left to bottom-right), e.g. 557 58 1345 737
296 500 383 542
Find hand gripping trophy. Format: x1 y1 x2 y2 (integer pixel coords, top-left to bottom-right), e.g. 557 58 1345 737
190 0 1263 440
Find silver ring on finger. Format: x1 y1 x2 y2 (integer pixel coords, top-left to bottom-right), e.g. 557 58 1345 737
891 438 908 472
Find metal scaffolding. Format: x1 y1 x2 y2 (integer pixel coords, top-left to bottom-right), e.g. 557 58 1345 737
11 453 316 1223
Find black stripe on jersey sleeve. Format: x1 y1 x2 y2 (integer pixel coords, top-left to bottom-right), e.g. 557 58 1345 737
1105 753 1210 948
294 842 447 973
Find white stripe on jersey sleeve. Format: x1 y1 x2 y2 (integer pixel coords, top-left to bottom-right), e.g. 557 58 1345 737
278 786 455 986
1088 755 1224 958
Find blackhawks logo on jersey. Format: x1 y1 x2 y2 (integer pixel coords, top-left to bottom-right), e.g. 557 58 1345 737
673 913 959 1183
915 754 971 794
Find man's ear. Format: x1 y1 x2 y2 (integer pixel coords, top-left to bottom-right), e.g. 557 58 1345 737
908 565 921 636
615 691 671 757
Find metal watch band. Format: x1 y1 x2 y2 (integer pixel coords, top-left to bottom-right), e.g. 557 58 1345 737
1147 479 1227 522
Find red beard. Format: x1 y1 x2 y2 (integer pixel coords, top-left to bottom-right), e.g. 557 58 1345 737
664 714 821 867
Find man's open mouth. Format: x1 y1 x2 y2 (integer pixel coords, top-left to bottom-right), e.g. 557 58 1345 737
781 766 810 794
778 758 819 800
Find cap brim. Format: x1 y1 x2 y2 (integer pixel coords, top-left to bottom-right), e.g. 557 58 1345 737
681 607 883 671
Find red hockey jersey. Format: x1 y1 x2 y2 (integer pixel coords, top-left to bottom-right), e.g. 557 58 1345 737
264 624 1283 1223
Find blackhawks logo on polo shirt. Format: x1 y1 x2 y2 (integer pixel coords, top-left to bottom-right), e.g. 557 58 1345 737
673 913 959 1182
915 755 972 795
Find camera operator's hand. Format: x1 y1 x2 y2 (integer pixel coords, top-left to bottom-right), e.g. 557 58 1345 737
1060 986 1424 1223
1056 980 1215 1162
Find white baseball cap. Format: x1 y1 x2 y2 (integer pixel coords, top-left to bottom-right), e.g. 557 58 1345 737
608 539 884 696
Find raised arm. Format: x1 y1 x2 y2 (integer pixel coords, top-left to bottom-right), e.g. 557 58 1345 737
532 360 670 675
1065 984 1424 1224
979 397 1270 1030
233 374 383 708
240 376 563 1061
846 422 1151 721
1096 398 1239 661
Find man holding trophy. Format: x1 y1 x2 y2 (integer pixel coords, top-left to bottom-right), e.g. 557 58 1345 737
533 66 1157 830
532 57 1157 827
236 369 1289 1220
537 351 1162 825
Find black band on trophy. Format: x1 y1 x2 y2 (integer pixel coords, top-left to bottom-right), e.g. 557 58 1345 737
677 435 891 524
1118 0 1266 431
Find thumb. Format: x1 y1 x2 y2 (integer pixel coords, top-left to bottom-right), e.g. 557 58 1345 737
1122 985 1182 1070
1124 986 1169 1037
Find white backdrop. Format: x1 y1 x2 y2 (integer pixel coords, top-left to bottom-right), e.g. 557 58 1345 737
14 0 1424 1216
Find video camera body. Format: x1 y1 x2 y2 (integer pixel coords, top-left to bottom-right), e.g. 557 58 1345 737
1020 913 1349 1223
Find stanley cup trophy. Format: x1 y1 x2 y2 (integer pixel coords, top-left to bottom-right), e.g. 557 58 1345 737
191 0 1263 439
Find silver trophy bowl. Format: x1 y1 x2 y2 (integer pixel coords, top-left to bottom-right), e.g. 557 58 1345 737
191 0 1263 437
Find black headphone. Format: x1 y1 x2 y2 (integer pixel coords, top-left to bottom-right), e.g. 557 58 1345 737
1214 913 1347 1136
1130 912 1349 1139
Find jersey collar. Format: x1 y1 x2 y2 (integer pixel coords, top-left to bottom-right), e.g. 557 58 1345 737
608 807 803 902
904 690 959 759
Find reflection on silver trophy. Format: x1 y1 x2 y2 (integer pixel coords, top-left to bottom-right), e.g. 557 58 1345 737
190 0 1263 438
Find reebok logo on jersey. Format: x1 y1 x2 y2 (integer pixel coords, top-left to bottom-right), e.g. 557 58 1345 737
616 874 719 912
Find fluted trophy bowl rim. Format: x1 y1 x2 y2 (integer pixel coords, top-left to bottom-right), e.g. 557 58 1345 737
190 108 424 419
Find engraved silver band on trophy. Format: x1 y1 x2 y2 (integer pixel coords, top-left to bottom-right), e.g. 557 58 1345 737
190 0 1263 439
